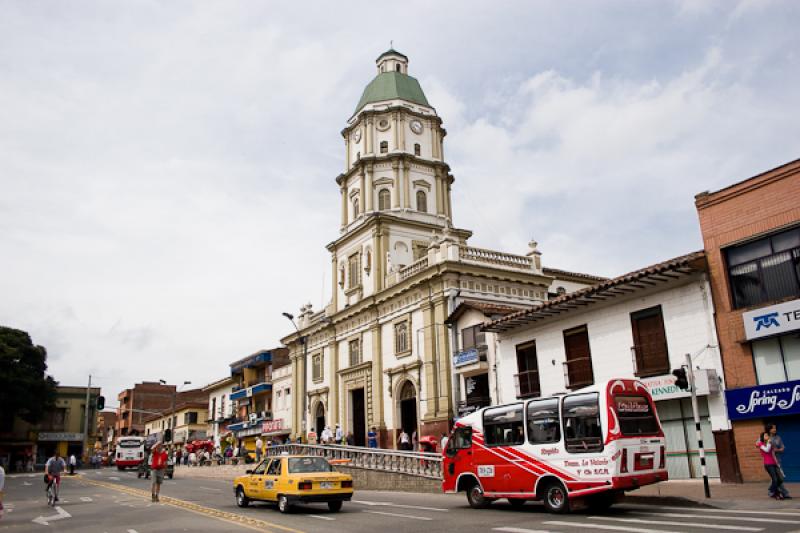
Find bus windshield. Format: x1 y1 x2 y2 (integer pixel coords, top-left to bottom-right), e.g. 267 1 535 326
118 439 142 448
614 395 660 436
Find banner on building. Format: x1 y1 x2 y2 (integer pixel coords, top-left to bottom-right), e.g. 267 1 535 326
743 298 800 340
726 379 800 421
639 369 718 402
38 432 84 442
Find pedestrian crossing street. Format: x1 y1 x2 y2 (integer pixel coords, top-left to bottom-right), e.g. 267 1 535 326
492 505 800 533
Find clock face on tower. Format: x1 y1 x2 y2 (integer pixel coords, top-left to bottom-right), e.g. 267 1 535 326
352 129 362 143
410 119 423 134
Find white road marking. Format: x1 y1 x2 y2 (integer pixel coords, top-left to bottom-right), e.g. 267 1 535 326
23 481 32 486
31 505 71 525
80 496 93 502
108 476 120 480
127 530 139 533
363 510 433 521
629 505 800 517
630 511 799 524
545 522 683 533
309 514 336 521
199 486 222 492
591 516 763 531
493 527 550 533
353 500 449 512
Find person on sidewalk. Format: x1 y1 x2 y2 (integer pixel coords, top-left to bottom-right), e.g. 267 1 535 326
68 454 76 475
321 426 333 445
150 442 168 503
757 431 786 500
335 424 343 444
766 424 791 498
398 430 411 451
367 427 378 448
255 437 263 462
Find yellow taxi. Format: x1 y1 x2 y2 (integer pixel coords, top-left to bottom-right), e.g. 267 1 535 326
233 455 354 513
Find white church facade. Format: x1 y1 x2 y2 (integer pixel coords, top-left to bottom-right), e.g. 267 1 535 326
281 50 600 447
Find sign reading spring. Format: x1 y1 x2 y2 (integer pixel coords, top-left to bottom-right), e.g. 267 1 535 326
725 379 800 421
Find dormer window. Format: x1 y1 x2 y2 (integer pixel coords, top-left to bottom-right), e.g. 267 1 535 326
380 141 388 154
414 143 421 156
378 189 391 211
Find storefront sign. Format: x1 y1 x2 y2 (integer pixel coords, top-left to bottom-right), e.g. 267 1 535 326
639 369 718 401
453 348 479 367
235 426 263 438
262 419 283 433
38 432 84 442
743 298 800 340
726 379 800 421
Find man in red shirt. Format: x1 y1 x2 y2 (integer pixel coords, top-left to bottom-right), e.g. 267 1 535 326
150 442 168 502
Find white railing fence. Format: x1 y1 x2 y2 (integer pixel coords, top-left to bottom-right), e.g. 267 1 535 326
264 443 443 479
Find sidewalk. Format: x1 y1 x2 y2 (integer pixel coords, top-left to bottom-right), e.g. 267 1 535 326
628 479 800 510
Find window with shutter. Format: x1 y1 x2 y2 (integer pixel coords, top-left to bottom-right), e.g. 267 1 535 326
630 306 670 377
563 326 594 389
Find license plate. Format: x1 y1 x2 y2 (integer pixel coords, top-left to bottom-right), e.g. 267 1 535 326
320 482 334 489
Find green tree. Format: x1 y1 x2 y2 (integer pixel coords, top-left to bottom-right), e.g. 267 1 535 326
0 326 58 427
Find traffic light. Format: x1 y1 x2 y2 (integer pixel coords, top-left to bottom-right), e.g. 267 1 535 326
672 367 689 390
164 429 172 442
96 396 105 410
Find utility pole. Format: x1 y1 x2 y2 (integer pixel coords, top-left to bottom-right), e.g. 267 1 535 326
685 353 711 498
83 374 92 463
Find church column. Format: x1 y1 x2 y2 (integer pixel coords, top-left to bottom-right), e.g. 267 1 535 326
366 116 374 155
392 112 399 151
399 115 406 151
331 253 338 310
345 137 350 169
435 169 445 215
359 170 366 216
433 297 452 419
446 180 453 221
371 323 385 431
421 300 437 419
328 338 339 427
365 165 374 212
430 123 439 159
392 161 400 208
340 186 348 228
403 161 411 209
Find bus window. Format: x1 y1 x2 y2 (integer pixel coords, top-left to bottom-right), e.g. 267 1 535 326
562 393 603 453
484 404 524 446
526 398 560 445
614 395 660 435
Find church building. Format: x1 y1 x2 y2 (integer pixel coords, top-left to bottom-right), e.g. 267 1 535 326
281 50 600 447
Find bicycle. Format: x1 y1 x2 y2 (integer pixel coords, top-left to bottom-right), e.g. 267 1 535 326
45 476 58 507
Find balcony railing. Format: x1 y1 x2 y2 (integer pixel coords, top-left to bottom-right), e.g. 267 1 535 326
264 443 442 479
631 343 670 378
515 370 541 399
460 246 533 269
398 256 429 281
563 357 594 389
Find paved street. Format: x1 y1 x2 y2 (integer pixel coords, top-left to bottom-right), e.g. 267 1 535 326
2 468 800 533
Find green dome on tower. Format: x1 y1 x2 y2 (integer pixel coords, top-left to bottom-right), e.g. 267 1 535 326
353 49 430 114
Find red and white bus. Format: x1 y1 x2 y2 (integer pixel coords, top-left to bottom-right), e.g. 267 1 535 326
442 378 667 513
115 436 145 470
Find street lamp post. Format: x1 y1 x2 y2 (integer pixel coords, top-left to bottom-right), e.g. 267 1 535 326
159 380 191 445
283 312 308 438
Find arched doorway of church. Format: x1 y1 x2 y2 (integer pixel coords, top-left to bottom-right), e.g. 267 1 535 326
315 402 326 437
398 380 418 450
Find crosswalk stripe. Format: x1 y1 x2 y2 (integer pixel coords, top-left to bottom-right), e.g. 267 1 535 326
544 521 684 533
492 527 550 533
628 505 800 517
590 516 762 531
308 515 335 521
363 510 433 521
630 511 799 524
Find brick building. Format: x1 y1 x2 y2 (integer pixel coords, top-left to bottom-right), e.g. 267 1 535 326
115 382 176 437
695 158 800 483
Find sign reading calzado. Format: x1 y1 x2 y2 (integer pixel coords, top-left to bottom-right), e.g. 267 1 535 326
743 298 800 340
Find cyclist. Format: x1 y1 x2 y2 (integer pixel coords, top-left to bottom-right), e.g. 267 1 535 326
45 451 67 503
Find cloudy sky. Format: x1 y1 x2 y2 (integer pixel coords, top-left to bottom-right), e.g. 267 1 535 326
1 0 798 402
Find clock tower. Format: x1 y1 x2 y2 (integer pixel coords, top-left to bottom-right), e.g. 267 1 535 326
331 49 465 311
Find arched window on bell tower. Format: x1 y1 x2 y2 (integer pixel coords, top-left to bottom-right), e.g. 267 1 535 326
416 190 427 213
378 189 391 211
414 143 421 156
380 141 388 154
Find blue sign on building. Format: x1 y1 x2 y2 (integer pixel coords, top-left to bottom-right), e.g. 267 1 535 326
725 379 800 421
453 348 480 367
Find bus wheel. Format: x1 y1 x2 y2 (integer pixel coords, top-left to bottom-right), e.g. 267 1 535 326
466 482 492 509
542 481 570 514
508 498 526 508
